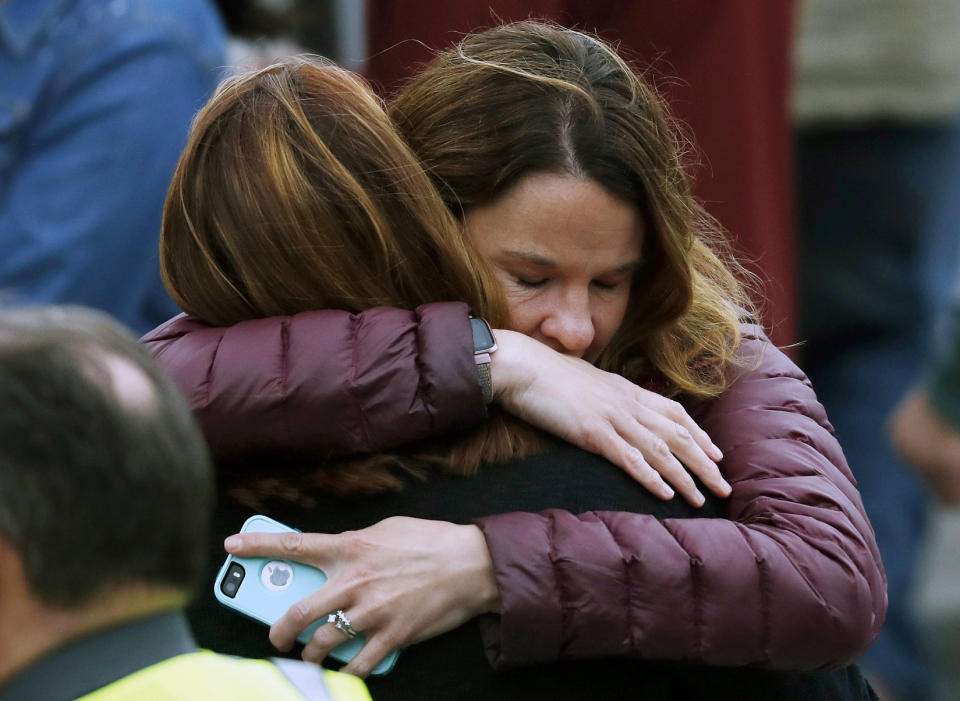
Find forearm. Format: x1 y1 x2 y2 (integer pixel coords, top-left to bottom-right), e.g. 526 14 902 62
473 330 885 671
0 16 222 333
923 302 960 428
475 501 881 671
143 304 487 457
888 302 960 504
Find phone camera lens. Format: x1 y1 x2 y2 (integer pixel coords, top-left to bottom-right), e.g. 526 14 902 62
220 562 245 598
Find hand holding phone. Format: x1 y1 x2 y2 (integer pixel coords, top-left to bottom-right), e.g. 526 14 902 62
222 515 497 679
214 514 399 675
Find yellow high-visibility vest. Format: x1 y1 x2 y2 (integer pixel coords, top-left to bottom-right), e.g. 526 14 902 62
77 650 372 701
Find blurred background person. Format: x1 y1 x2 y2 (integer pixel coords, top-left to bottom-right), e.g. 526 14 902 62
0 0 226 334
794 0 960 699
890 296 960 506
888 290 960 701
0 305 370 701
214 0 307 71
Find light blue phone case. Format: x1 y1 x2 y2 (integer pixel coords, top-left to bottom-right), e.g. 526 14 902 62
213 514 399 675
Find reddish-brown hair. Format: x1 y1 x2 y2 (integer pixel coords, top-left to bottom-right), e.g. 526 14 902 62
390 21 756 396
160 56 541 497
161 57 502 326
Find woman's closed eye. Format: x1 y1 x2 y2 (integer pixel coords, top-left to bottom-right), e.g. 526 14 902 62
515 276 548 288
591 276 629 292
591 279 619 291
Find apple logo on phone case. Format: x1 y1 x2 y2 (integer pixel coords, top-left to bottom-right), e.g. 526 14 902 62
261 560 294 592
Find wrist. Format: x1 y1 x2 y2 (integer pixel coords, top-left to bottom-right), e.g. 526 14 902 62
459 524 501 614
487 329 534 404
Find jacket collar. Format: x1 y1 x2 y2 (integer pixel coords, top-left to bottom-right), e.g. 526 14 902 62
0 611 197 701
0 0 74 58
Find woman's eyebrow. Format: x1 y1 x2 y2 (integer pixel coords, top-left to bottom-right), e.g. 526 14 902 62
615 260 641 273
503 250 556 267
504 250 642 272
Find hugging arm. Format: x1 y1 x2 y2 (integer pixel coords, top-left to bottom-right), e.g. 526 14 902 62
203 321 883 675
142 305 728 503
474 324 886 671
142 303 486 458
225 327 884 677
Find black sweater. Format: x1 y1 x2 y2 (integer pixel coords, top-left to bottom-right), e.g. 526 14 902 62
190 442 876 701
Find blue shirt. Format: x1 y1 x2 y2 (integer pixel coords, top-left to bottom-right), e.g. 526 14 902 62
0 0 226 333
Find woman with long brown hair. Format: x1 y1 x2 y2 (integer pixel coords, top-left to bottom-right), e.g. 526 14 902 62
144 23 883 699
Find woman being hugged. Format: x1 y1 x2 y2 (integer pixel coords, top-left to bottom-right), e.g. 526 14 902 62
144 21 885 689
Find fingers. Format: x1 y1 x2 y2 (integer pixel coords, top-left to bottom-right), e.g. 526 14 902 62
300 609 362 666
224 530 340 566
300 621 344 665
616 423 702 505
270 586 344 652
579 411 725 505
300 609 398 679
640 391 723 463
630 404 732 499
621 442 676 501
339 634 399 678
582 420 673 500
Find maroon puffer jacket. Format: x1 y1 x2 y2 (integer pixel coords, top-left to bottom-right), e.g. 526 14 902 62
143 303 485 458
141 304 886 671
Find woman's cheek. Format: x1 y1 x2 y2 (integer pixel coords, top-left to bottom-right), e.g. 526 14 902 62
501 294 542 336
599 292 632 343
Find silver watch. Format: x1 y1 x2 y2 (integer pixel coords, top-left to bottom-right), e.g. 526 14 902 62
470 317 497 404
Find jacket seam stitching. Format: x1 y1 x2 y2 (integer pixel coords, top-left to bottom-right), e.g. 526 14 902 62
740 526 772 662
749 519 835 613
547 512 566 659
747 497 875 610
201 333 225 407
348 314 372 451
662 520 704 659
622 521 637 657
279 319 292 445
603 516 639 657
279 319 290 398
412 307 435 432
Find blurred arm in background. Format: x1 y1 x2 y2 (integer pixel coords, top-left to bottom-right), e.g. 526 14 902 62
890 300 960 506
0 0 226 333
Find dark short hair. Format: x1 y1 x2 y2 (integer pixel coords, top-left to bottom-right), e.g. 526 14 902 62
0 306 212 606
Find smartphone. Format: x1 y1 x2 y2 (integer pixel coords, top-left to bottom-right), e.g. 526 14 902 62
214 514 399 675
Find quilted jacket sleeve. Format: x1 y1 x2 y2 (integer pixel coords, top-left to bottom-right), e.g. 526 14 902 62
474 323 886 671
141 302 486 458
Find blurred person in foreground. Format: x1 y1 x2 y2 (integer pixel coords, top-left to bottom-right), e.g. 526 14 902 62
0 306 371 701
0 0 226 334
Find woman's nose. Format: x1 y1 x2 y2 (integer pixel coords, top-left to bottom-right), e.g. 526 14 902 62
540 292 595 357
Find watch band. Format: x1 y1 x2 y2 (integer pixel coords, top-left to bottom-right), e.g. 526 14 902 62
469 317 497 404
475 355 493 404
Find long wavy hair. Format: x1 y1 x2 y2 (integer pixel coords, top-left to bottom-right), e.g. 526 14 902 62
160 56 542 496
390 21 756 397
161 57 503 327
161 22 758 498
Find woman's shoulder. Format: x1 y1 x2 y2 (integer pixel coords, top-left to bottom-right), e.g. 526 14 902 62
728 320 811 387
688 320 832 445
140 313 208 343
680 321 854 492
